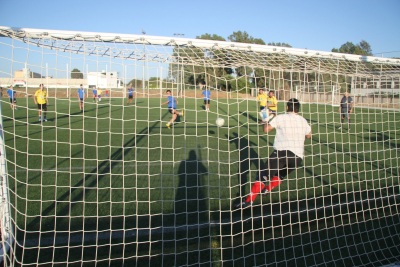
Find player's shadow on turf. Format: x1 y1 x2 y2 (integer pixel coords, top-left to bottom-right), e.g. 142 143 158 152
27 112 171 232
241 112 259 123
227 132 261 202
174 150 210 226
367 130 399 150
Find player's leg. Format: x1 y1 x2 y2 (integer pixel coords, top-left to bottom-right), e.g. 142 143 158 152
172 113 178 122
260 151 284 194
347 111 351 130
38 105 42 121
173 109 183 117
339 113 345 129
258 107 264 121
265 150 302 192
43 104 48 121
265 109 274 122
166 109 176 128
235 151 279 209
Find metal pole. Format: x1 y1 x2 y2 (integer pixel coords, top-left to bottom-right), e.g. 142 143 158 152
174 33 184 97
142 30 146 97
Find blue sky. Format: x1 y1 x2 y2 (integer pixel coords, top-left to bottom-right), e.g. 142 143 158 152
1 0 399 58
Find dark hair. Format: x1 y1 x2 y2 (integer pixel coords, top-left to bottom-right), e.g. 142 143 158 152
269 90 274 94
287 98 300 113
166 90 171 93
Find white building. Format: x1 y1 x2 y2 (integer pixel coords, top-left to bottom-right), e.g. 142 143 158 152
87 71 122 88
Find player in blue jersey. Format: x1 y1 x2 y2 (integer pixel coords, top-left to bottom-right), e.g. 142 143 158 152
161 90 184 129
77 84 85 112
6 85 18 110
200 82 211 111
92 86 98 102
126 85 135 105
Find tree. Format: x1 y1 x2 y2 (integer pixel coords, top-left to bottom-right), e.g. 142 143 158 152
127 79 143 88
196 33 226 41
227 30 265 45
71 68 83 79
332 40 372 56
358 40 372 56
268 42 292 48
180 33 233 90
227 31 266 79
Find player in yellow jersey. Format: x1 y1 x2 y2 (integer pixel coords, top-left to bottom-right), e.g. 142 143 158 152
256 89 267 122
97 88 102 102
266 90 278 119
34 84 49 122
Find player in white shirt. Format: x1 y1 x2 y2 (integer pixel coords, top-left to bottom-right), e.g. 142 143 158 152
235 98 312 209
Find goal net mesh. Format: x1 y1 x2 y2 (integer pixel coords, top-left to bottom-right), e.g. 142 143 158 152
0 27 399 266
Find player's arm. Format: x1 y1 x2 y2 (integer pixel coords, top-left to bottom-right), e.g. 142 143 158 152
350 101 354 113
272 98 277 107
161 100 169 105
306 131 312 139
263 122 274 133
268 98 277 108
175 99 178 105
33 93 37 105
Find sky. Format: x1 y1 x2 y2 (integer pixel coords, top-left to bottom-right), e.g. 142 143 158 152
0 0 399 58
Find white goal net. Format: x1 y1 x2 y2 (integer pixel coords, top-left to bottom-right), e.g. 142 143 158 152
0 26 399 266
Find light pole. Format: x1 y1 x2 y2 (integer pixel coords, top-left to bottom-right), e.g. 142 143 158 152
174 33 184 97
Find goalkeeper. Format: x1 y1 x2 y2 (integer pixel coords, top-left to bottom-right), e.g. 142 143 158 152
235 98 311 209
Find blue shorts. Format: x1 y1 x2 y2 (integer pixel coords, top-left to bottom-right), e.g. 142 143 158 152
168 108 176 114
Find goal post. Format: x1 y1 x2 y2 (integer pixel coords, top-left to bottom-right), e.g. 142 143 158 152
0 26 399 266
293 85 342 106
0 97 13 263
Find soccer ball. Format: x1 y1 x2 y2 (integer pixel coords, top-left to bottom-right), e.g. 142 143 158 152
216 118 225 127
